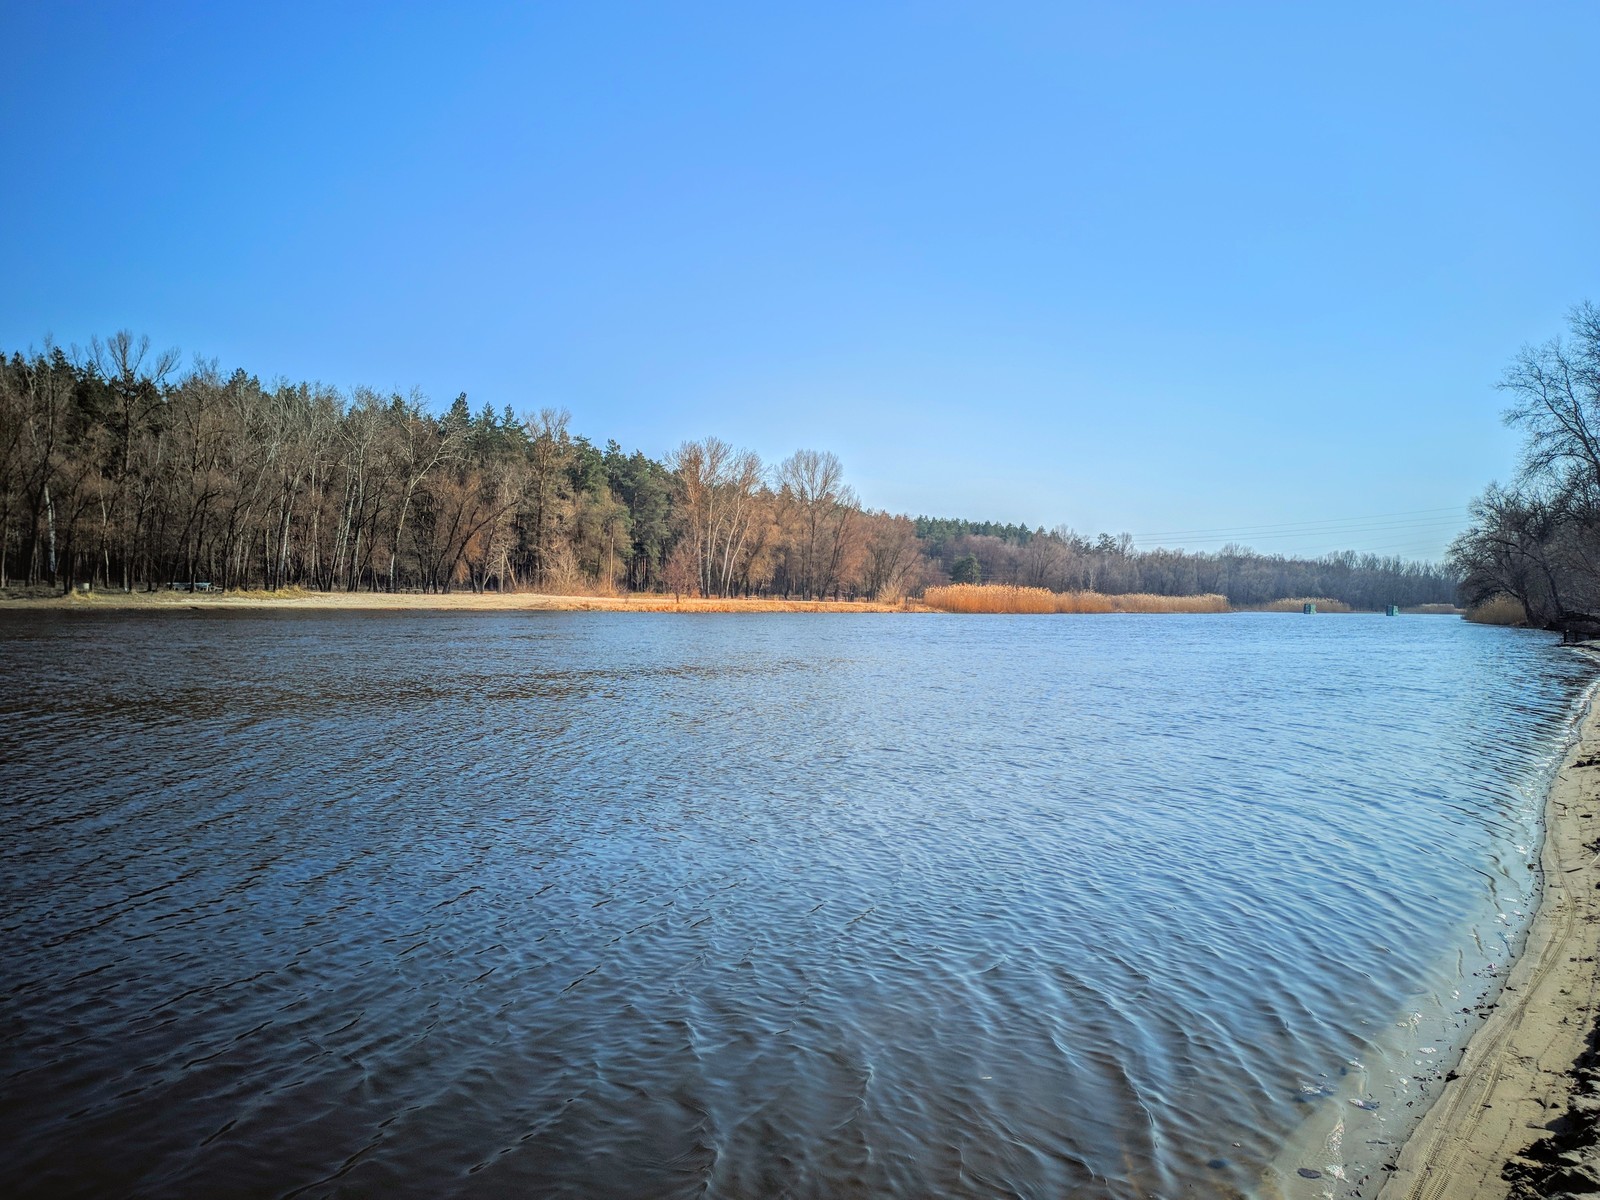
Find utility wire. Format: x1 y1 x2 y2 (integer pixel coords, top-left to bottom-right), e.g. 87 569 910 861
1135 518 1466 548
1129 505 1468 541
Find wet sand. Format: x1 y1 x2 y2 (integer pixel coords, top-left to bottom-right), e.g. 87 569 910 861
1381 671 1600 1200
0 588 926 614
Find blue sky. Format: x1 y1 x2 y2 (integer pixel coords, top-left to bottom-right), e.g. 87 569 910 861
3 1 1596 560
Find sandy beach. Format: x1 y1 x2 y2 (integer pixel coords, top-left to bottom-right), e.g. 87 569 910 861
0 587 1462 618
1381 667 1600 1200
0 587 927 614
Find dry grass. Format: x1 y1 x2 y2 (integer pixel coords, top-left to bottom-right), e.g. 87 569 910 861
1464 595 1528 626
212 585 313 601
1098 592 1230 613
18 588 923 614
0 584 67 602
923 584 1060 613
1050 590 1117 613
1402 603 1461 616
585 594 920 613
1250 597 1355 614
921 584 1230 614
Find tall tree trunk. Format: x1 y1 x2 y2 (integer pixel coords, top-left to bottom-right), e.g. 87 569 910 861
43 483 57 585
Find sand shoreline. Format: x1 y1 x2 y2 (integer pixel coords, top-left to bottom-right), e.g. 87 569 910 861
0 588 1463 617
0 588 927 614
1380 662 1600 1200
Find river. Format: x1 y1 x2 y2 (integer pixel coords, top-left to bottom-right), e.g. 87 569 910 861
0 611 1589 1198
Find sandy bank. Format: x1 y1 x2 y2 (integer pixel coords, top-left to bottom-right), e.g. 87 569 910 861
1381 669 1600 1200
0 587 927 614
0 588 1463 617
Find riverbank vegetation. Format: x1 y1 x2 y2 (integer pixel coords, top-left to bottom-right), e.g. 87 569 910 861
1463 595 1529 626
923 585 1230 614
1 332 1455 608
1251 597 1355 614
1452 302 1600 630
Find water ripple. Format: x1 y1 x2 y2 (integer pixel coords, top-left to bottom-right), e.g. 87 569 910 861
0 611 1589 1198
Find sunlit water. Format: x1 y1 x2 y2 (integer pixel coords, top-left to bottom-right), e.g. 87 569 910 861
0 612 1591 1199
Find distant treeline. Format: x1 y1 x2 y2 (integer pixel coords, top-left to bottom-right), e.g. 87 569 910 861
0 332 1455 608
1452 302 1600 628
913 516 1037 545
920 532 1454 609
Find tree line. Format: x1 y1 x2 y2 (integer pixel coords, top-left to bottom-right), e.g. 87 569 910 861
918 528 1453 609
0 334 922 600
1451 302 1600 628
0 331 1454 608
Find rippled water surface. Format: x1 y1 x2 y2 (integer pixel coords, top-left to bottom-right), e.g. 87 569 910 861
0 612 1592 1199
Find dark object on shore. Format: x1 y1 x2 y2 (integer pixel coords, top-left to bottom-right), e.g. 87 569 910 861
1556 614 1600 644
1303 602 1317 615
1504 1016 1600 1197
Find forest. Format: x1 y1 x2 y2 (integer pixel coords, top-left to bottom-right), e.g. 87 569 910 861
0 332 1456 609
1451 302 1600 629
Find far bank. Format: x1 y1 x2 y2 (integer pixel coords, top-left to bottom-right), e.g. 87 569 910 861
0 584 1463 617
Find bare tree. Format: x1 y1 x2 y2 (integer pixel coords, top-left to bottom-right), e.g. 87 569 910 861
1503 301 1600 492
92 331 180 590
387 390 458 591
776 449 860 599
669 436 764 597
1450 302 1600 626
857 510 919 600
522 407 573 588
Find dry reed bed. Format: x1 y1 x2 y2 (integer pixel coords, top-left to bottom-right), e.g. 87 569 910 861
1464 595 1528 625
1249 597 1355 614
33 588 920 614
16 585 1460 620
922 584 1230 614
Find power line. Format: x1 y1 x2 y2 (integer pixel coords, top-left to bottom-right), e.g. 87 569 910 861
1135 518 1466 548
1296 539 1451 554
1128 505 1468 541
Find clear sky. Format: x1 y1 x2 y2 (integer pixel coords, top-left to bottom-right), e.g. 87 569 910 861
3 1 1596 561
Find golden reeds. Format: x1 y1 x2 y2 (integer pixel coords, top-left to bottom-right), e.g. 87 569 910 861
1097 592 1231 614
922 584 1059 613
1251 597 1355 613
920 584 1230 614
631 596 914 613
1464 595 1528 626
32 588 922 614
1051 589 1113 614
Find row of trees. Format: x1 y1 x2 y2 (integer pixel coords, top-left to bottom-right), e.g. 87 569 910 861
1 331 1455 607
0 336 924 600
1451 302 1600 627
925 529 1455 609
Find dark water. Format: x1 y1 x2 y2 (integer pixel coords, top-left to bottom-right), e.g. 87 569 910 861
0 612 1590 1199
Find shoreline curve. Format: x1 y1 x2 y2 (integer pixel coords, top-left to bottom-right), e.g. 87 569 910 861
1381 661 1600 1200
